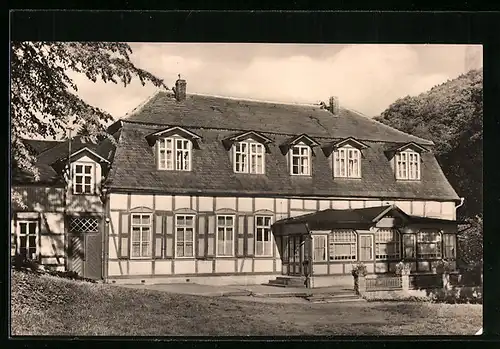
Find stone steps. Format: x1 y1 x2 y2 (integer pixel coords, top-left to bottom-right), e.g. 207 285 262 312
266 276 307 288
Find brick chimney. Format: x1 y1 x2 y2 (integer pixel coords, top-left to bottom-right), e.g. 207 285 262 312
329 96 339 115
174 75 187 101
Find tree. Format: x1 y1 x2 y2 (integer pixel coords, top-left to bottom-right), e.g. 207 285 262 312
10 42 168 206
375 69 483 218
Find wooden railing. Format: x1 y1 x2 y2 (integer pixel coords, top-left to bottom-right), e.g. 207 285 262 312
366 276 402 291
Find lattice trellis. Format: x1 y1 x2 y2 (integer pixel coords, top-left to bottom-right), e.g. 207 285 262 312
69 217 100 233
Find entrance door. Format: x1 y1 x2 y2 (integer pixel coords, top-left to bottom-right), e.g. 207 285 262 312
68 216 102 280
288 235 304 276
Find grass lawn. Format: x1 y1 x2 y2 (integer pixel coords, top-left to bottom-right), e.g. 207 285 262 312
11 270 482 336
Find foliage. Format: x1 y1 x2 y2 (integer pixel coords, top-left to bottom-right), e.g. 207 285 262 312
11 255 96 283
426 286 483 304
395 261 411 275
10 42 167 206
435 259 454 274
458 215 483 266
351 262 368 277
375 69 483 218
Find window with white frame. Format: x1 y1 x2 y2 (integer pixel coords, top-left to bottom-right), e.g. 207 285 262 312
72 163 94 194
233 141 265 174
17 220 39 260
290 144 311 175
443 234 456 260
417 230 442 259
255 216 272 256
395 150 420 180
313 235 327 261
403 234 416 259
329 230 357 261
157 137 192 171
375 229 401 260
217 215 234 256
175 215 195 257
334 147 361 178
131 214 152 258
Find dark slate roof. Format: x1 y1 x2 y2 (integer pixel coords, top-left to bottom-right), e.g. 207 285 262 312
13 134 119 185
275 206 394 226
105 121 459 200
24 139 62 155
274 206 457 230
124 92 434 145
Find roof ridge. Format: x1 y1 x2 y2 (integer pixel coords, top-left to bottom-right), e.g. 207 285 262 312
186 92 324 108
344 107 435 145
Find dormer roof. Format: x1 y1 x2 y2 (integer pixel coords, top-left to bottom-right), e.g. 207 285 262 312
322 137 369 156
145 126 202 147
384 142 429 160
222 130 273 151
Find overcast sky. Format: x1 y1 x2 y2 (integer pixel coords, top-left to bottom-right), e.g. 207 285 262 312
71 43 482 118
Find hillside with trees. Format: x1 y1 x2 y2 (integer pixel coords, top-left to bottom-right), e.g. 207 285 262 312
375 69 483 266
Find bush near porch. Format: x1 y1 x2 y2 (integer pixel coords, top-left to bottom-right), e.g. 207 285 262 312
11 269 482 336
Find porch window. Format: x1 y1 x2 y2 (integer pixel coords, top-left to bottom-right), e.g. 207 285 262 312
375 229 400 260
255 216 272 256
216 215 234 256
131 214 152 258
157 137 192 171
16 220 39 260
329 230 357 261
417 230 442 259
313 235 327 261
72 163 95 194
402 233 416 259
290 144 311 176
443 234 456 259
175 215 195 257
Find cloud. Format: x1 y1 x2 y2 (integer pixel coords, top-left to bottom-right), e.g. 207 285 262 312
69 44 470 118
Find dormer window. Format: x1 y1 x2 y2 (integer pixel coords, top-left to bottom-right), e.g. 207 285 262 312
327 137 368 179
395 150 420 180
157 137 192 171
334 147 361 178
233 141 265 174
72 163 95 194
290 144 311 176
223 131 272 175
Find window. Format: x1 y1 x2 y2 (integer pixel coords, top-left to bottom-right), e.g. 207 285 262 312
290 144 311 175
131 214 152 258
17 220 38 260
255 216 272 256
396 151 420 180
72 163 94 194
402 234 416 259
233 141 265 174
359 235 373 261
334 147 361 178
443 234 456 259
375 229 400 260
157 137 192 171
217 215 234 256
313 235 327 261
175 215 195 257
329 230 357 261
417 230 442 259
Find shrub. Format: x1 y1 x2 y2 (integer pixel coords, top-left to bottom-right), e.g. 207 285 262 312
395 261 411 275
351 262 368 277
11 255 96 283
427 286 482 304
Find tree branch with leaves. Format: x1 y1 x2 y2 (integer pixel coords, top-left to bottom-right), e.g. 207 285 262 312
10 42 167 206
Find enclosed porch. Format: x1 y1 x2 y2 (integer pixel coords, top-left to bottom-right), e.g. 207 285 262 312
271 205 459 288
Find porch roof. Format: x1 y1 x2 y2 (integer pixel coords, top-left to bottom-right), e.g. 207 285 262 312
273 205 458 230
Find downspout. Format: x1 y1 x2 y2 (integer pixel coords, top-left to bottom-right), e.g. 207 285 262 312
455 197 465 212
454 197 465 266
64 127 73 271
304 222 313 289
